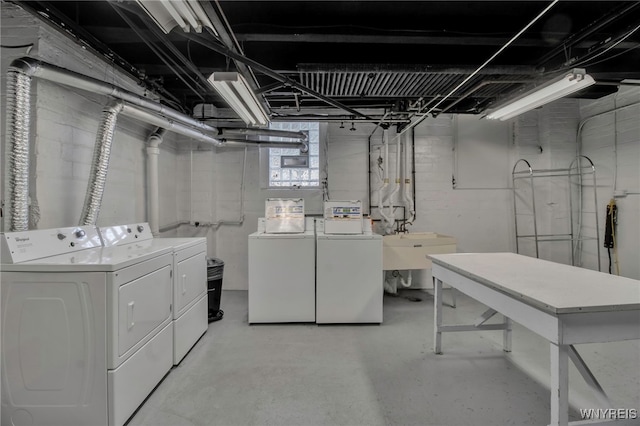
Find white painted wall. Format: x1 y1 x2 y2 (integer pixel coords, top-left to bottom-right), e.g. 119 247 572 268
578 85 640 279
4 3 637 288
1 3 181 231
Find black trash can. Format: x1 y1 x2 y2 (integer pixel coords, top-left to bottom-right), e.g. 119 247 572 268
207 258 224 322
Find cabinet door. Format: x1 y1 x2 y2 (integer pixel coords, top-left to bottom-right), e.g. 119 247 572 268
174 252 206 317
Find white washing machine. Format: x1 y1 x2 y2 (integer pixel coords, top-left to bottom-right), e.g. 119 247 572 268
1 225 173 426
99 223 207 365
316 219 383 324
248 217 315 323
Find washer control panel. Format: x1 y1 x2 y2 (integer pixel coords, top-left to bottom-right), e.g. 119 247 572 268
1 226 102 264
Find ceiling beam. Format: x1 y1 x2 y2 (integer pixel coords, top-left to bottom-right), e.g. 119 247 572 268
234 33 639 49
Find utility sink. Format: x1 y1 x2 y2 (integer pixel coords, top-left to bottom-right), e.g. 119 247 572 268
383 232 456 271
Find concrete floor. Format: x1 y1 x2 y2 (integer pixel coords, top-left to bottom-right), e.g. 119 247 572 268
129 290 640 426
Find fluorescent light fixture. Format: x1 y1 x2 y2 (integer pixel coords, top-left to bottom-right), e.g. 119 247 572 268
486 68 595 121
135 0 217 35
208 72 270 127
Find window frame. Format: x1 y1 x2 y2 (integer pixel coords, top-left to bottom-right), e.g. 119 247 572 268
260 122 324 190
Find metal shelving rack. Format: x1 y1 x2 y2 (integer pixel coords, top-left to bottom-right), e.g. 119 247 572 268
512 155 601 271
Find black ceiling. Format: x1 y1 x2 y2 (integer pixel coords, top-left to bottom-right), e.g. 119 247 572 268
12 0 640 121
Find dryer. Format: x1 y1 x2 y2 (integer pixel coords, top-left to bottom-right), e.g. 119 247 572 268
1 225 173 426
99 223 207 365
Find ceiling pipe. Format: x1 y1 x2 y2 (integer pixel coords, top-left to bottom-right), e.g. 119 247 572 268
9 57 217 134
219 138 308 152
120 103 223 146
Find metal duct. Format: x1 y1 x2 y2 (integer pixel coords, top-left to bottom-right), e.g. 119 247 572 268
79 102 124 225
5 70 32 232
10 57 216 135
120 104 223 146
220 138 307 151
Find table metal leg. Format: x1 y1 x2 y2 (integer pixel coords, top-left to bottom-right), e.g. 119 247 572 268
434 277 443 354
550 343 569 426
503 316 512 352
450 287 457 308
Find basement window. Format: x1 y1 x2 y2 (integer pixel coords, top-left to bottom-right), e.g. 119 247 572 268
268 122 320 188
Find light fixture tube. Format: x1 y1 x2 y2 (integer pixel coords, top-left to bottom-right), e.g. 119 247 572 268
486 69 595 121
135 0 217 35
208 72 270 127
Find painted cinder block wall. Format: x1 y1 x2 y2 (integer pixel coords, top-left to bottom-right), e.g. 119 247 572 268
1 3 182 232
3 3 637 287
579 85 640 279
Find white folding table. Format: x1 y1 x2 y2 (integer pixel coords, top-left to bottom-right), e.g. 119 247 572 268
430 253 640 426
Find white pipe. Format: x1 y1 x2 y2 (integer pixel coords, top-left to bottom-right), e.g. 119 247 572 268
399 270 412 288
146 128 167 236
377 128 394 231
403 131 416 224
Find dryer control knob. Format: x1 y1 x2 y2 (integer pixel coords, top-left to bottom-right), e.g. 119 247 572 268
75 230 86 238
137 225 144 233
57 233 66 240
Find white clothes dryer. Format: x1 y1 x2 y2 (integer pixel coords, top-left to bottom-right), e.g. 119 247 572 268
1 226 173 426
99 223 207 365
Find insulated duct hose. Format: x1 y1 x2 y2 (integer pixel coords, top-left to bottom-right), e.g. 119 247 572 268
79 102 123 225
5 70 32 231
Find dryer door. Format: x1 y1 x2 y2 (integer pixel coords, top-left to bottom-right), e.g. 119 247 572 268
174 251 206 318
117 265 172 361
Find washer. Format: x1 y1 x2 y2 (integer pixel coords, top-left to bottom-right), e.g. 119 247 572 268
1 225 173 426
316 219 383 324
248 217 315 323
99 223 207 365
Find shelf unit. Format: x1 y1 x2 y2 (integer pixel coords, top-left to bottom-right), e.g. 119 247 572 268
512 155 601 271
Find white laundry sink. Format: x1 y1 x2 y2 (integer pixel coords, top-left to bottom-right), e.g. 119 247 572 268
383 233 456 289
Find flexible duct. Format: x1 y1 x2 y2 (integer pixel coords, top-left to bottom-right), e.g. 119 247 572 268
5 70 32 231
384 128 402 231
79 102 123 225
146 128 167 236
402 131 416 224
377 127 394 232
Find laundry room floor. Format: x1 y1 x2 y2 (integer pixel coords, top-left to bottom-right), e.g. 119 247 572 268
128 289 640 426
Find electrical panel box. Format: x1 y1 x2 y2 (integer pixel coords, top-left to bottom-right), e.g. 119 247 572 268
323 200 363 234
265 198 305 233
